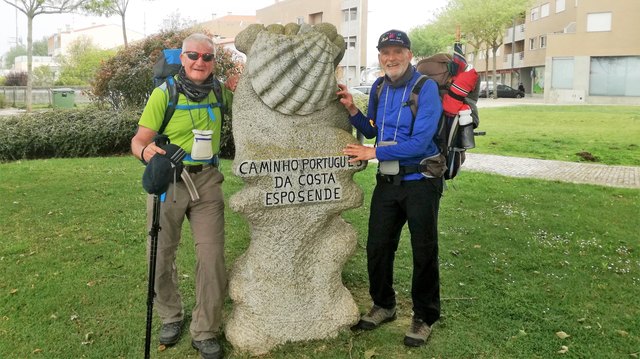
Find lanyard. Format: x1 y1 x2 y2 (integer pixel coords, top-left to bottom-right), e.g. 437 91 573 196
380 83 409 142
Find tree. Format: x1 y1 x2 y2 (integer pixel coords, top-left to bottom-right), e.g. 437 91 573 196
33 37 49 56
409 22 456 59
83 0 131 47
3 45 26 69
3 37 48 68
32 66 55 86
160 10 197 32
444 0 531 98
2 0 88 112
56 36 115 85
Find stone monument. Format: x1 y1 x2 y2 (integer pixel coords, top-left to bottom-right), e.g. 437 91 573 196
226 23 366 355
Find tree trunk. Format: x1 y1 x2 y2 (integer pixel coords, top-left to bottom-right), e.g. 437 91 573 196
492 46 498 99
484 49 490 98
26 13 33 112
121 13 128 48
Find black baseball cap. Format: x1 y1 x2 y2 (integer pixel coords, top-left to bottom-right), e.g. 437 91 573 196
377 29 411 50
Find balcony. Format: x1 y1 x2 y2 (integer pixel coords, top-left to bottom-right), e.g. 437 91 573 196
504 24 526 43
503 52 525 68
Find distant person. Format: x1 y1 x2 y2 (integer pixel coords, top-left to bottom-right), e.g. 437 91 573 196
518 82 525 93
336 29 443 347
131 33 235 359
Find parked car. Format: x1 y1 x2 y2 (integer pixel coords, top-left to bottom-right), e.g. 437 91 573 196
478 84 525 98
350 85 372 95
479 81 495 93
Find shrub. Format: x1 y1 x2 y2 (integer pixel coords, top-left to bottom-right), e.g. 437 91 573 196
0 108 140 162
4 71 28 86
91 28 242 110
219 114 234 159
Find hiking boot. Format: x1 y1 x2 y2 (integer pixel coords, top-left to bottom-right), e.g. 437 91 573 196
403 318 432 347
191 338 222 359
159 320 183 346
354 305 396 330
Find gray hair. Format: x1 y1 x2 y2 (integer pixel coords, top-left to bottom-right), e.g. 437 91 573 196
182 33 214 52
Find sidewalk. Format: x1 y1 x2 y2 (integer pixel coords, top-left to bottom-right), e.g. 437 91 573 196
464 153 640 189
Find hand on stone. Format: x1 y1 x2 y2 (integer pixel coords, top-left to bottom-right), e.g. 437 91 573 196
343 143 375 163
336 84 358 116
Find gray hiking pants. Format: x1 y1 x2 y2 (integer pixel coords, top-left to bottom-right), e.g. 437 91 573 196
146 166 226 341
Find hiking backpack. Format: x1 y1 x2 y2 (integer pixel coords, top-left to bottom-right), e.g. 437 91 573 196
152 48 226 134
370 56 480 180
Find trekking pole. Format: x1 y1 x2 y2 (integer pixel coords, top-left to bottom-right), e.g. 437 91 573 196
144 194 162 359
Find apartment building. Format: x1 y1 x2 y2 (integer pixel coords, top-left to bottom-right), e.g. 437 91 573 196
13 56 58 73
256 0 368 87
47 24 145 57
199 14 259 40
473 0 640 104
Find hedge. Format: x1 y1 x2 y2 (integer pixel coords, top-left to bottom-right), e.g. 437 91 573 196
0 108 235 162
0 108 140 162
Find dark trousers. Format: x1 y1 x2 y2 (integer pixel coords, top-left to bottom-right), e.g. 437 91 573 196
367 175 442 325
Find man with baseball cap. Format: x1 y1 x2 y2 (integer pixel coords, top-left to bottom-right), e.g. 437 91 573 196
337 29 444 347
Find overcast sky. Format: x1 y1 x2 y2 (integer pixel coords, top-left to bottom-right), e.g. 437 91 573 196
0 0 448 64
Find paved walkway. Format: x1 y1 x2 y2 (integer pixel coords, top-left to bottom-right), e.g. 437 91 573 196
464 153 640 189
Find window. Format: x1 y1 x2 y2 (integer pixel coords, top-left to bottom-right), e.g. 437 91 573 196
309 12 322 24
556 0 566 12
552 57 574 89
343 36 356 50
342 8 357 22
540 35 547 48
531 7 539 21
541 3 550 18
587 12 612 32
529 38 536 50
296 17 304 25
590 56 640 96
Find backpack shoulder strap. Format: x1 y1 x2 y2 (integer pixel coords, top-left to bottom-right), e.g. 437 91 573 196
407 74 430 136
370 76 385 121
211 78 225 114
158 76 179 135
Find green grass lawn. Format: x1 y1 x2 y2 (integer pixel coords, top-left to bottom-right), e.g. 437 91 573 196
475 105 640 166
1 157 638 358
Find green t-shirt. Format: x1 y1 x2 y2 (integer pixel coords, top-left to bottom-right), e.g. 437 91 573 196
138 82 233 165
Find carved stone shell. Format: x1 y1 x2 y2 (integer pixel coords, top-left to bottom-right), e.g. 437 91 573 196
245 26 342 116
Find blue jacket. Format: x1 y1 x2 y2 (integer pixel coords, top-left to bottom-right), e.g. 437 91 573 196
349 66 443 181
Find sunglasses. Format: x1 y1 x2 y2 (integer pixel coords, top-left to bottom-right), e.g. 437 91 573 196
183 51 214 62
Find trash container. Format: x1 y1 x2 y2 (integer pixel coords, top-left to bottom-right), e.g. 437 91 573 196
51 88 75 108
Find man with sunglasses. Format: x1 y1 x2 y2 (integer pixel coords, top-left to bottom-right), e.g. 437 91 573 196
131 33 236 359
336 29 443 347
